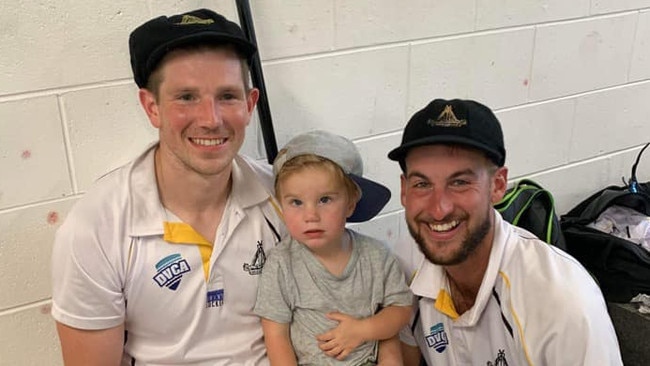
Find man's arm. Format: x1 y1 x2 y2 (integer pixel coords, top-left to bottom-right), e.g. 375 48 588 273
56 322 124 366
260 318 298 366
317 305 412 360
400 341 422 366
376 336 403 366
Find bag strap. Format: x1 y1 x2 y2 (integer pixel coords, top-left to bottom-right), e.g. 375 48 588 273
495 179 543 212
629 142 650 194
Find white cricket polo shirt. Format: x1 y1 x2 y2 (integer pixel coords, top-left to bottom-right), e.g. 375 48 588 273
399 210 622 366
52 145 286 365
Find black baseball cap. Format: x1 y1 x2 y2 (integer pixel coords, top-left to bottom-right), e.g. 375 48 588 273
129 8 257 88
388 98 506 167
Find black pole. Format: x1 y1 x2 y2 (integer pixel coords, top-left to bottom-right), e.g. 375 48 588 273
235 0 279 164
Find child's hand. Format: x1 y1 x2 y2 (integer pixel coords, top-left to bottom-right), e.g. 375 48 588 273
316 312 367 360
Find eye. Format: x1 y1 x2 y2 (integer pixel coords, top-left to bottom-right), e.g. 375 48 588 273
319 196 332 204
289 198 303 207
448 179 473 192
221 93 236 100
219 90 244 102
178 93 197 102
450 179 470 187
412 180 430 189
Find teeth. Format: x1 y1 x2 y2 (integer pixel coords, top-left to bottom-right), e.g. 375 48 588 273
428 220 459 232
192 138 224 146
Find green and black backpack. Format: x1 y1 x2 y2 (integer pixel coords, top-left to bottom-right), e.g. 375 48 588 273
494 179 567 251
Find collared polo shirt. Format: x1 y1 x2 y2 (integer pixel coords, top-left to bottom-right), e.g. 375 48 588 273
52 144 286 365
397 210 622 366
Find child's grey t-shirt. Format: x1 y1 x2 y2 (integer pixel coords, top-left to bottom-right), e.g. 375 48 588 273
254 229 412 365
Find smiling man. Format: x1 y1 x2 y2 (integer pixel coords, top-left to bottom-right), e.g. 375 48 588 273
388 99 623 366
51 9 286 365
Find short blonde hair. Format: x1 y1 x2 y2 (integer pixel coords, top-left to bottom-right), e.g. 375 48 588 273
274 154 361 204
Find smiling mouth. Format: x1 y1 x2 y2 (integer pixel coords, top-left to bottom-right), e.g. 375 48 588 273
191 138 226 146
428 220 460 232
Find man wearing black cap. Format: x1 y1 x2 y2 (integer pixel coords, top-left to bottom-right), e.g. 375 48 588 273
388 99 622 365
51 9 286 365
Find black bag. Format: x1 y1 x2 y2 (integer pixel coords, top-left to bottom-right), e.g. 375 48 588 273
494 178 567 251
561 143 650 303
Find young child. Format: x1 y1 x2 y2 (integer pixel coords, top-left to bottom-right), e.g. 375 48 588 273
255 130 413 365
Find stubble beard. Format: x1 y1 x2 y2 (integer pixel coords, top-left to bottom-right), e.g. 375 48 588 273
407 207 492 266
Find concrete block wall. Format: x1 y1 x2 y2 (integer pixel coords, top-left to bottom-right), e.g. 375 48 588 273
1 0 649 364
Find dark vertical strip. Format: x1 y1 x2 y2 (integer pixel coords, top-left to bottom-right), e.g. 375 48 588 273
411 296 427 366
492 287 514 338
235 0 279 164
264 215 281 242
411 306 421 333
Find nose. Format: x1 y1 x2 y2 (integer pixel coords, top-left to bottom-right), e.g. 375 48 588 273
304 204 320 223
427 188 453 221
197 98 223 128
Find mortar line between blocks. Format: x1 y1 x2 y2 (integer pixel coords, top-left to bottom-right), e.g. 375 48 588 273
0 299 52 317
57 96 79 194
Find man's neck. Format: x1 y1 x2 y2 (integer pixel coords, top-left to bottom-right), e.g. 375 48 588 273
154 147 232 242
444 231 494 315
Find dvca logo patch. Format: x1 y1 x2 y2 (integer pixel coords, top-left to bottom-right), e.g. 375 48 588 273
153 254 191 290
425 323 449 353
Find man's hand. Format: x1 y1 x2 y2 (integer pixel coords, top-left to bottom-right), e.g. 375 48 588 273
316 312 368 360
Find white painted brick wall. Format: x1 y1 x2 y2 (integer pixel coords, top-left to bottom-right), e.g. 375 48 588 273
0 97 71 209
408 28 535 111
475 0 590 29
592 0 650 14
530 13 638 100
498 98 576 177
630 10 650 81
63 84 157 191
1 0 650 364
333 0 475 48
264 46 409 144
570 82 650 159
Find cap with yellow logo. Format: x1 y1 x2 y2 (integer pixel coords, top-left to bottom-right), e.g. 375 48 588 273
129 8 256 88
388 98 506 168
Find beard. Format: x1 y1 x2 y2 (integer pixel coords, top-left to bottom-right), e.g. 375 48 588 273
407 208 492 266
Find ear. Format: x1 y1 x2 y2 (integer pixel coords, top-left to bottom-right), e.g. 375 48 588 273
400 174 408 208
490 166 509 204
245 87 260 123
345 189 360 219
138 89 161 129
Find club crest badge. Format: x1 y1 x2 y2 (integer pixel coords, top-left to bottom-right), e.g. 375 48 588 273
487 349 509 366
428 105 467 127
153 254 191 291
425 323 449 353
243 241 266 275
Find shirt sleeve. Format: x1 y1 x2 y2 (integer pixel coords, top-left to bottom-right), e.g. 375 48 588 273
392 235 424 284
254 243 293 324
382 252 414 307
518 245 624 366
399 322 418 347
51 206 126 330
531 285 623 366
